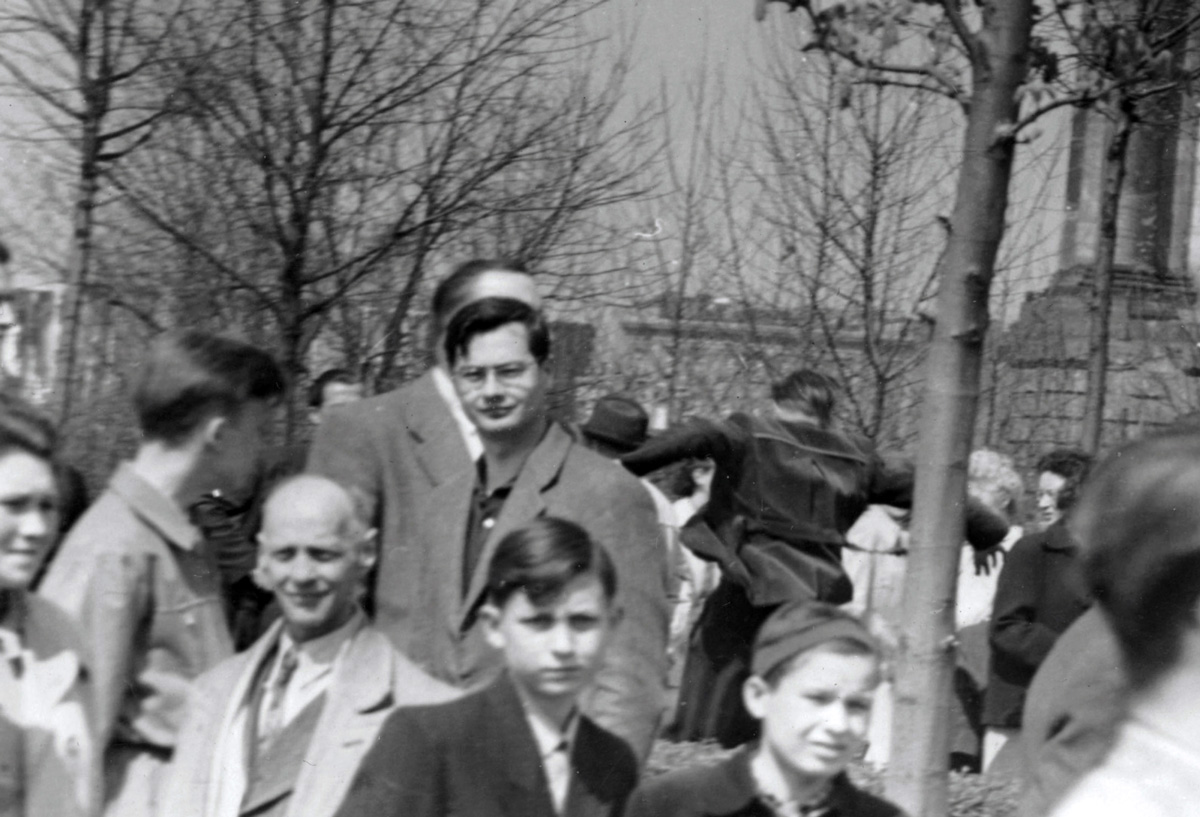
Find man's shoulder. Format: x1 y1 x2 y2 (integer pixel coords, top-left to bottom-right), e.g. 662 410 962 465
558 440 653 499
55 488 157 558
346 624 462 706
322 376 430 425
575 715 638 781
633 753 749 814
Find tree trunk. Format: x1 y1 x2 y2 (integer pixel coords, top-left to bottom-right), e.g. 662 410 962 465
59 112 102 425
1080 105 1132 454
884 2 1034 815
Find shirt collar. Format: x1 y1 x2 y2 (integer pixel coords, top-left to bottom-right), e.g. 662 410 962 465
431 365 484 460
110 462 204 550
278 607 364 670
512 681 579 760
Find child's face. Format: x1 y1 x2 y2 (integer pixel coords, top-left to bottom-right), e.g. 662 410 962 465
743 645 879 783
483 574 618 712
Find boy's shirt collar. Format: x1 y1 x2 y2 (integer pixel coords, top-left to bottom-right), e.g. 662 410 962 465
512 680 580 756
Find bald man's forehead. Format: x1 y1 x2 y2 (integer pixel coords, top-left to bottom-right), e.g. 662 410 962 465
260 478 357 539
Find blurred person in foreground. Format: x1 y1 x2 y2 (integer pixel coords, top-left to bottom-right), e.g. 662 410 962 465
982 448 1093 772
40 331 285 817
0 394 97 817
158 475 456 817
626 601 903 817
1050 432 1200 816
622 369 1008 747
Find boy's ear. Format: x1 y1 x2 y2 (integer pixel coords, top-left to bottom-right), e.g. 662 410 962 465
742 674 770 721
607 603 625 630
480 603 505 651
202 414 228 448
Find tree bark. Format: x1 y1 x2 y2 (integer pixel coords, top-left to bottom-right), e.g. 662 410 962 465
884 1 1034 814
1080 105 1132 454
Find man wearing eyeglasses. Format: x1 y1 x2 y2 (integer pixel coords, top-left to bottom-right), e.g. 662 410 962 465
408 296 668 761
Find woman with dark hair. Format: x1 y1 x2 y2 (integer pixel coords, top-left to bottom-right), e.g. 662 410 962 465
982 447 1094 771
0 395 96 816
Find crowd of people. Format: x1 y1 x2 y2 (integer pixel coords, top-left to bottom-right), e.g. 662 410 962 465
1 256 1198 817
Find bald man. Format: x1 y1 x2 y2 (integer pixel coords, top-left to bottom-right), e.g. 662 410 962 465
307 259 540 655
159 476 457 817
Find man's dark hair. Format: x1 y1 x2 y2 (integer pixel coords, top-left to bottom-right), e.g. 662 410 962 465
0 393 56 461
1072 433 1200 689
308 368 359 409
1036 447 1094 512
429 258 530 343
443 297 550 368
771 369 839 428
134 331 285 445
486 517 617 608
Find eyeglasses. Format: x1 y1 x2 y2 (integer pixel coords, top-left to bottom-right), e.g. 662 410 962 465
452 360 536 389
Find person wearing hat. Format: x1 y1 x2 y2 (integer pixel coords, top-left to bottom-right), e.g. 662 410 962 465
625 601 903 817
580 395 691 702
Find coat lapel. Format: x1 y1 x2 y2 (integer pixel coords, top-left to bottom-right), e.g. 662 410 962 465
403 370 475 488
289 626 396 817
458 424 574 628
484 677 556 817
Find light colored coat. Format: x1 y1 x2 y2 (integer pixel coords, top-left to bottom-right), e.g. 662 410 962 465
20 594 98 817
158 619 458 817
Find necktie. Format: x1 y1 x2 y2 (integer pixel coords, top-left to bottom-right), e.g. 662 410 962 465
258 647 298 749
545 740 571 814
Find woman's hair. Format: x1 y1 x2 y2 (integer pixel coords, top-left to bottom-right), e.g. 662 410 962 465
968 449 1024 521
1072 433 1200 689
1036 447 1093 512
485 517 616 607
0 393 56 461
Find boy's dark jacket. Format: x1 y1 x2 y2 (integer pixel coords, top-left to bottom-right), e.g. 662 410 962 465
625 746 904 817
333 672 639 817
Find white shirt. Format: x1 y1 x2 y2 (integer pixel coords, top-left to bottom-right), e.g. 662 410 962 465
431 365 484 461
517 692 579 815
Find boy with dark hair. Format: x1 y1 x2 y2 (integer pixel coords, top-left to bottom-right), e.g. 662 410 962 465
41 330 285 817
334 517 639 817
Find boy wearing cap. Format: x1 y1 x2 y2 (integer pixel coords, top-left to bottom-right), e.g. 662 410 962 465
333 517 638 817
627 602 904 817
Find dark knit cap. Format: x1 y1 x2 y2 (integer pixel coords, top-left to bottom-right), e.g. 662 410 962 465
751 601 877 678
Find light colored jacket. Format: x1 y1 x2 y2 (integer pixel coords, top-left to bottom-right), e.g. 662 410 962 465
20 593 99 817
158 618 458 817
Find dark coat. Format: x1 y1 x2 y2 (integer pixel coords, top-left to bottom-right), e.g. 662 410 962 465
983 521 1092 728
334 674 639 817
625 747 903 817
624 413 1008 607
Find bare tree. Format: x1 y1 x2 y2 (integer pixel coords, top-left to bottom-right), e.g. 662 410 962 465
0 0 185 421
103 0 651 434
756 1 1036 812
